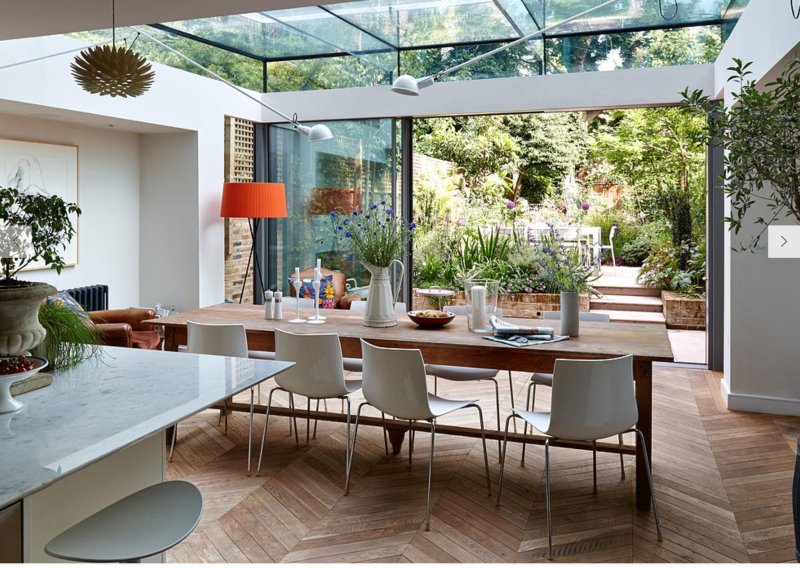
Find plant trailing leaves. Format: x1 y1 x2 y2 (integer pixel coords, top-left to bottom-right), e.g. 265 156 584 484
681 57 800 252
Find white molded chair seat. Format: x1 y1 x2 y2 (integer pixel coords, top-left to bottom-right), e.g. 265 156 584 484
257 329 360 493
496 355 662 558
346 340 491 530
45 481 202 563
424 364 498 381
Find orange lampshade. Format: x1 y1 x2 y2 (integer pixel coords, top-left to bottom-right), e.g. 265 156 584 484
219 182 287 219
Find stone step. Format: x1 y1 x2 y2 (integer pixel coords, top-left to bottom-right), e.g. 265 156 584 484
593 285 661 298
590 309 666 324
590 294 663 313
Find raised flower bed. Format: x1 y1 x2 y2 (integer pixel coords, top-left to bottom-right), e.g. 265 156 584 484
413 290 590 318
661 291 706 330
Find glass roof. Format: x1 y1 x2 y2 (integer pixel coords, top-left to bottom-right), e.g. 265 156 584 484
156 0 747 61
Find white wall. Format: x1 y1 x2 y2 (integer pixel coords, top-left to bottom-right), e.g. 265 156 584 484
716 0 800 415
0 114 141 308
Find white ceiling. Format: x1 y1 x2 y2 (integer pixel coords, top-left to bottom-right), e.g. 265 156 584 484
0 0 340 41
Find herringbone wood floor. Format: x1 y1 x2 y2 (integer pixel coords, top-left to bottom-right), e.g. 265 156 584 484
166 367 800 563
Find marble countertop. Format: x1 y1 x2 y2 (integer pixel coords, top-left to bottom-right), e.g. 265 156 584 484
0 346 293 509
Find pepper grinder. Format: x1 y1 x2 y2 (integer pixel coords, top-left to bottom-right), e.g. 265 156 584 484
264 290 273 320
273 291 283 320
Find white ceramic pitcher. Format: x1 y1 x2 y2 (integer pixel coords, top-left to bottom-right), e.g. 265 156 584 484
361 259 404 327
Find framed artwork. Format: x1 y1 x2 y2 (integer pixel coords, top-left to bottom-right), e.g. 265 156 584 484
0 138 79 270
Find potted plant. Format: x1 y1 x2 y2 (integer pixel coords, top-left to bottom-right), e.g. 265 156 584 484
331 203 415 327
0 186 80 355
682 57 800 251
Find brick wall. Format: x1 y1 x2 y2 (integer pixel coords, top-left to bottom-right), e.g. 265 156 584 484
224 116 255 303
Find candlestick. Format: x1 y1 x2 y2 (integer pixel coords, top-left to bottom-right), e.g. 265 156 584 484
470 284 487 331
308 278 325 324
294 266 300 282
288 278 306 324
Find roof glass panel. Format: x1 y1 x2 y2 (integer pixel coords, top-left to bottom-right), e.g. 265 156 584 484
322 0 528 48
535 0 735 36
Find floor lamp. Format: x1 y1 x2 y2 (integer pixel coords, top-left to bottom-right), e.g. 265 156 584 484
220 182 287 303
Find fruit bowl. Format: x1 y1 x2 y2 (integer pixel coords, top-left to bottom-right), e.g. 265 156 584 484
0 356 47 414
407 310 456 329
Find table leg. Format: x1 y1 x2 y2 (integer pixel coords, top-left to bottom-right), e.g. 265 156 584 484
634 360 653 511
386 426 407 455
164 327 178 352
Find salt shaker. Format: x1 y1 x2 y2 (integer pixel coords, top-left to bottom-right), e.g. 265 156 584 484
264 290 273 320
273 291 283 320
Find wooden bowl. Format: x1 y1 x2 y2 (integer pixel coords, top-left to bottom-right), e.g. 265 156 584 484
407 311 456 329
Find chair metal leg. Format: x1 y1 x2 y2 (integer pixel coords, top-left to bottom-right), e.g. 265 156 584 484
468 403 492 496
592 440 598 494
425 420 436 531
434 376 438 395
489 378 502 457
289 394 299 446
256 387 279 475
521 382 536 466
247 388 255 475
306 398 311 446
633 428 663 541
169 423 178 462
618 433 626 479
344 402 369 495
507 371 517 433
495 414 515 506
409 420 415 465
343 396 352 495
544 438 553 560
381 412 389 456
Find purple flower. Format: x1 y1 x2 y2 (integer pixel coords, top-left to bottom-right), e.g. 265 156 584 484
457 219 465 226
352 210 359 216
581 202 590 211
343 218 350 225
386 207 393 215
409 222 417 230
345 230 352 237
330 211 338 218
370 204 378 210
506 200 516 210
337 225 343 231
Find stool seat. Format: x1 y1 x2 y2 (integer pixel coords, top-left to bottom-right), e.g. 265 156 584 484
45 481 203 563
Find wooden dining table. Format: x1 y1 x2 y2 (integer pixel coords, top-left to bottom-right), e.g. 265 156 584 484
148 303 674 511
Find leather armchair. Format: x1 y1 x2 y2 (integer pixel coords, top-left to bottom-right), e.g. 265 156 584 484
89 308 162 350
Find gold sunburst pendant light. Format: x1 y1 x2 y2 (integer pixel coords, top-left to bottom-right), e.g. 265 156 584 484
71 0 154 98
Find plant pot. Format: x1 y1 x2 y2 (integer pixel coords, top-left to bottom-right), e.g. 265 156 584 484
560 291 580 337
362 260 404 328
0 282 56 355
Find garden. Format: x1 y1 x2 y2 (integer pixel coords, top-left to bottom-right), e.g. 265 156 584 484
410 106 709 311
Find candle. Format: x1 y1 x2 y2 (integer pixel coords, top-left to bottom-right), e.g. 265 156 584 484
294 266 300 282
471 285 487 330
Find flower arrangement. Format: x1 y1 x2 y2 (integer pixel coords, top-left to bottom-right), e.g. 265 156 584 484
331 202 415 268
534 230 597 293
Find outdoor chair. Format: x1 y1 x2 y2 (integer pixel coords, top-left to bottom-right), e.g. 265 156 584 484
346 340 491 530
496 354 663 559
255 329 362 494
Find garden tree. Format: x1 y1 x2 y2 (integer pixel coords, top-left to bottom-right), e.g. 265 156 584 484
589 107 706 246
502 113 589 202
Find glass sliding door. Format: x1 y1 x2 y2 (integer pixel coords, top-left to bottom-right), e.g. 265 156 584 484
267 119 401 300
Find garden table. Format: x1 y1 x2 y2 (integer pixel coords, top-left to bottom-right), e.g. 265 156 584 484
149 303 674 511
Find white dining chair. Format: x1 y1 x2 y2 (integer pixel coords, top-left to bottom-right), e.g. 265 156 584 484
521 312 623 473
599 224 619 270
171 322 258 471
343 301 407 373
256 330 361 493
424 305 513 453
346 340 491 530
496 355 663 558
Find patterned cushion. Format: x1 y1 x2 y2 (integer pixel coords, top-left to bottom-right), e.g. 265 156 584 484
290 275 336 309
48 291 89 320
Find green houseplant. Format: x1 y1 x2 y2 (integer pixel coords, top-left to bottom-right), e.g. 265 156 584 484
682 57 800 251
0 186 81 355
34 301 101 370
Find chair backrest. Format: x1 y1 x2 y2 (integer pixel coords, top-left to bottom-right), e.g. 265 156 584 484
546 355 637 440
445 305 503 318
542 311 610 322
274 329 347 398
609 224 619 242
350 300 407 313
360 340 433 420
187 321 248 358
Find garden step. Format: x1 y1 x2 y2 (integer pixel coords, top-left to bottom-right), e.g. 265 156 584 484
590 294 663 313
590 309 666 324
593 285 661 298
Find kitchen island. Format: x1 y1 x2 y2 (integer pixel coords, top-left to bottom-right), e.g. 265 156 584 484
0 346 292 562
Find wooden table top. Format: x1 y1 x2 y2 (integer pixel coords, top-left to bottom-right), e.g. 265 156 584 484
149 303 674 364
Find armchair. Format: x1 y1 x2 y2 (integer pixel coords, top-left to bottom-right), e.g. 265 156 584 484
89 308 161 350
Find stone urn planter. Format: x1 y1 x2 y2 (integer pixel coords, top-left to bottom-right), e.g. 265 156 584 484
0 282 56 355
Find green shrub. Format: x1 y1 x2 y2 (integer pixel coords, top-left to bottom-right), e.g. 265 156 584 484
618 221 670 266
638 241 706 296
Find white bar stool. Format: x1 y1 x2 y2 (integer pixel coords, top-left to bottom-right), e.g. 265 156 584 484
45 480 203 563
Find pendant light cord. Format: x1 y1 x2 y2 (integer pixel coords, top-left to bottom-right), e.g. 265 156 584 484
112 0 116 47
